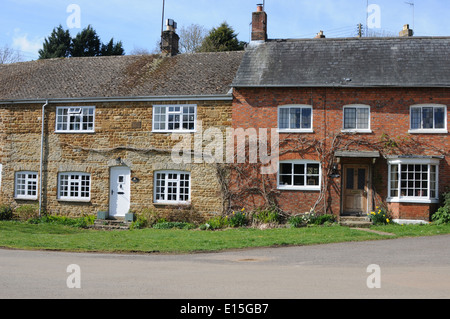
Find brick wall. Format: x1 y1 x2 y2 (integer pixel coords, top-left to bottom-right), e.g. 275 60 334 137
231 87 450 221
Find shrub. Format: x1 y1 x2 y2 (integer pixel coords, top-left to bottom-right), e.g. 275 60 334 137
27 214 95 228
130 215 148 230
204 216 230 230
432 192 450 225
289 213 336 227
368 207 391 225
252 206 280 224
288 215 304 228
15 205 39 221
314 214 336 225
301 211 317 225
228 209 248 228
0 205 13 220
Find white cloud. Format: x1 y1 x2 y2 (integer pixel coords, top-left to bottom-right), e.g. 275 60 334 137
12 29 43 60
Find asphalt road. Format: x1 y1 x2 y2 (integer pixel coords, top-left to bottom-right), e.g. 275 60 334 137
1 235 449 299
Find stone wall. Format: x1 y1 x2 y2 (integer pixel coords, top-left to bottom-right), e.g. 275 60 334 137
0 100 231 219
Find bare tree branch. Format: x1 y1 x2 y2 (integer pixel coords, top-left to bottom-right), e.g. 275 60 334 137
0 45 23 64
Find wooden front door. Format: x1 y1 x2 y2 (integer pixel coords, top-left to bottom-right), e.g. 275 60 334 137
343 165 369 215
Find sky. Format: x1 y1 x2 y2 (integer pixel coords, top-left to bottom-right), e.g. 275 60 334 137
1 0 449 61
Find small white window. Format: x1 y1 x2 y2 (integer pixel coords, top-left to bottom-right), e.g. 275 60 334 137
342 105 371 133
154 171 191 204
152 105 196 132
56 106 95 133
409 104 447 133
15 171 38 200
278 160 321 191
58 172 91 201
278 105 313 132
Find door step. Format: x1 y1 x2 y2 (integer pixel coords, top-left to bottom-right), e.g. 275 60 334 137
90 219 131 231
339 216 372 228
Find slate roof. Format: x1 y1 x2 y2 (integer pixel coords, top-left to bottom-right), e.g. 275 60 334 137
0 51 245 101
232 37 450 88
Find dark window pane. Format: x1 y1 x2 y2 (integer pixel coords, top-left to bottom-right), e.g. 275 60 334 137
294 164 305 175
293 175 305 186
280 175 292 186
307 164 320 175
358 169 366 190
346 168 354 189
435 107 445 129
422 107 434 129
411 108 421 129
280 163 292 175
301 108 312 129
344 108 356 129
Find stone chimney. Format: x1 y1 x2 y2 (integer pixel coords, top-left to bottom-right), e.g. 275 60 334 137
314 31 326 38
161 19 179 56
251 4 267 42
399 24 414 37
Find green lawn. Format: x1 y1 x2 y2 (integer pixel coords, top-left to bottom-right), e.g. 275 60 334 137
1 221 450 254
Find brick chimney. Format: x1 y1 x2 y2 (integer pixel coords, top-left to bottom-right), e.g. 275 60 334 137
251 4 267 42
399 24 414 37
161 19 179 56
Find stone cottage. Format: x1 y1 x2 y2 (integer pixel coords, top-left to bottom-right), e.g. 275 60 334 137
0 24 244 220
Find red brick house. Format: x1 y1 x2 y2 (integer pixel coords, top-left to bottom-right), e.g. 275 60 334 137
230 6 449 223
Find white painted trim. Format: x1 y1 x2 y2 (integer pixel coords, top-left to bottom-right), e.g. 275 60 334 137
153 170 191 205
57 172 91 201
55 106 96 133
277 160 322 191
14 171 39 200
386 197 440 204
342 104 371 132
387 157 441 203
409 104 448 132
277 104 314 133
152 104 197 133
392 219 430 225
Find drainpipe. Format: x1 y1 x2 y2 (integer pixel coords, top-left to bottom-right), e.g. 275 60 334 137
38 100 48 217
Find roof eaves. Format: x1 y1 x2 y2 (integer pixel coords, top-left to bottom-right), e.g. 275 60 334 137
0 94 234 105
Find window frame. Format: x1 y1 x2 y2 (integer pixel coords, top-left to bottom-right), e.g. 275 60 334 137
342 104 372 133
153 170 191 205
152 105 197 133
57 172 91 202
408 104 448 134
277 105 313 133
14 171 39 200
55 106 96 133
277 160 322 191
387 158 440 204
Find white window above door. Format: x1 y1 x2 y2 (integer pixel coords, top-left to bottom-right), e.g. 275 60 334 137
342 105 372 133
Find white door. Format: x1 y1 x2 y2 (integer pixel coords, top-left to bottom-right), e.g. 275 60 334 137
109 167 131 218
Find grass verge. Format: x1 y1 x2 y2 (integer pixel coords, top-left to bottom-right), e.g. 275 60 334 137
1 221 450 254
